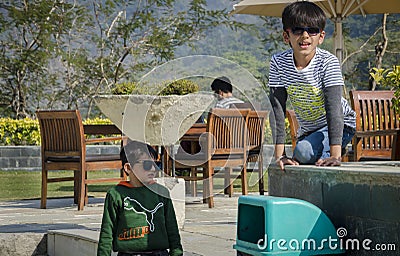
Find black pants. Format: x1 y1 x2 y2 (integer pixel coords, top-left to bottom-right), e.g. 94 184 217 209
117 250 168 256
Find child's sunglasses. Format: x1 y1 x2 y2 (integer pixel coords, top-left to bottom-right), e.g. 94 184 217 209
135 160 162 171
291 27 320 36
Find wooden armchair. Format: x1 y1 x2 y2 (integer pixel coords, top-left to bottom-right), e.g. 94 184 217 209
350 90 400 161
36 110 126 211
246 110 268 195
286 110 299 149
174 108 250 208
285 109 353 161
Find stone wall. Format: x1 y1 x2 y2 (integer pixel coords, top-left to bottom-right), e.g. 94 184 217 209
0 144 294 171
268 162 400 256
0 145 121 171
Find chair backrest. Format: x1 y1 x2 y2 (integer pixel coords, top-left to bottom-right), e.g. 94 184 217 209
247 110 268 151
350 90 400 159
36 110 85 159
286 110 299 149
230 102 261 110
206 108 250 156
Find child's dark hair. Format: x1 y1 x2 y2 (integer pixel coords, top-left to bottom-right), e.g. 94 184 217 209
120 140 158 166
282 1 326 31
211 76 233 93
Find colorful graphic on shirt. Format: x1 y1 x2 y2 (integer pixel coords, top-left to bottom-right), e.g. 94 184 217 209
123 197 164 232
118 225 150 240
287 83 326 121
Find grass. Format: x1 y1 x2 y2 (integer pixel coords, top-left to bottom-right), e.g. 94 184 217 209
0 170 119 201
0 169 268 201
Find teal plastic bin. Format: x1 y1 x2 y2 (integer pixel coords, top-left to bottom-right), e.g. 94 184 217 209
233 195 345 255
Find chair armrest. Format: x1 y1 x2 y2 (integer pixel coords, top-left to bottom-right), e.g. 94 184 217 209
354 129 399 138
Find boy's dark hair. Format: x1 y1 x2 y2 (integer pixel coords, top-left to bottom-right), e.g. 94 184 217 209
282 1 326 31
211 76 232 94
120 140 158 166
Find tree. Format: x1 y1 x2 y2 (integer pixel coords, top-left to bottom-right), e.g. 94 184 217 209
341 14 400 91
0 0 248 118
0 0 88 118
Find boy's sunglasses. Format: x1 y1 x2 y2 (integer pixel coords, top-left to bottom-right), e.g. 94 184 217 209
290 27 320 36
134 160 162 171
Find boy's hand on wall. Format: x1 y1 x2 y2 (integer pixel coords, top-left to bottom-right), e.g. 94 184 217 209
315 157 341 167
276 156 299 171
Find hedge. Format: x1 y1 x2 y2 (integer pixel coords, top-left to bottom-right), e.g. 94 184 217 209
0 117 113 146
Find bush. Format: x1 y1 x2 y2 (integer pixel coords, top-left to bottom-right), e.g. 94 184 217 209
370 65 400 114
0 117 112 146
112 81 138 95
113 79 199 96
158 79 199 96
0 118 41 146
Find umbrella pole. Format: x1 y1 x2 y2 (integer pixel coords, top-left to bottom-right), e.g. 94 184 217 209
333 18 344 65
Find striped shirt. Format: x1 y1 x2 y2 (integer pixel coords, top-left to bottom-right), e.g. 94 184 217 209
269 47 356 141
215 96 244 109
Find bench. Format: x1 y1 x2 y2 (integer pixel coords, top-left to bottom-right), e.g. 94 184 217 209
350 90 400 161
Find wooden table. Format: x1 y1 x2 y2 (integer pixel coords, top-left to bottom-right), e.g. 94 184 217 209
84 124 122 135
83 124 211 175
163 123 207 176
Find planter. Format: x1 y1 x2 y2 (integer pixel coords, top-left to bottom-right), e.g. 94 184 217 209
94 93 216 145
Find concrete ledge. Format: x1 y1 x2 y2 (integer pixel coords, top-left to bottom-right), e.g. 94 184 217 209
268 161 400 256
0 233 47 256
47 229 105 256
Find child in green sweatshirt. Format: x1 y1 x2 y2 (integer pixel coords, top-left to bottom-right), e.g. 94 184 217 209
97 140 183 256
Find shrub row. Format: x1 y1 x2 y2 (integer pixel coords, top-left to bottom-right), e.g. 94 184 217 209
0 117 113 146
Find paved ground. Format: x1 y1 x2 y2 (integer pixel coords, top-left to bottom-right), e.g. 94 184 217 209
0 194 240 256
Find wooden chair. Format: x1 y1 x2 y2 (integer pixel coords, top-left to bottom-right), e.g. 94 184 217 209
230 102 261 110
37 110 126 211
174 108 250 208
246 110 268 195
350 90 400 161
286 109 351 161
286 110 299 149
230 103 267 194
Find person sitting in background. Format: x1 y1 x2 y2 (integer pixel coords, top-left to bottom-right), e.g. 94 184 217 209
177 76 244 161
211 76 244 109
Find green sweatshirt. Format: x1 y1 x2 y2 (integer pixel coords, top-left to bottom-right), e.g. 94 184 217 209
97 181 183 256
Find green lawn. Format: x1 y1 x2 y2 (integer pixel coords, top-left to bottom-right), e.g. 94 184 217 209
0 169 268 201
0 170 119 201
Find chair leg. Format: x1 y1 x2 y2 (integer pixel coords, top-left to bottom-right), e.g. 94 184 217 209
258 156 264 195
78 166 85 211
392 131 400 160
190 167 197 197
74 170 79 204
202 169 207 204
241 165 248 195
40 166 48 209
224 167 233 197
204 165 214 208
85 171 89 205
